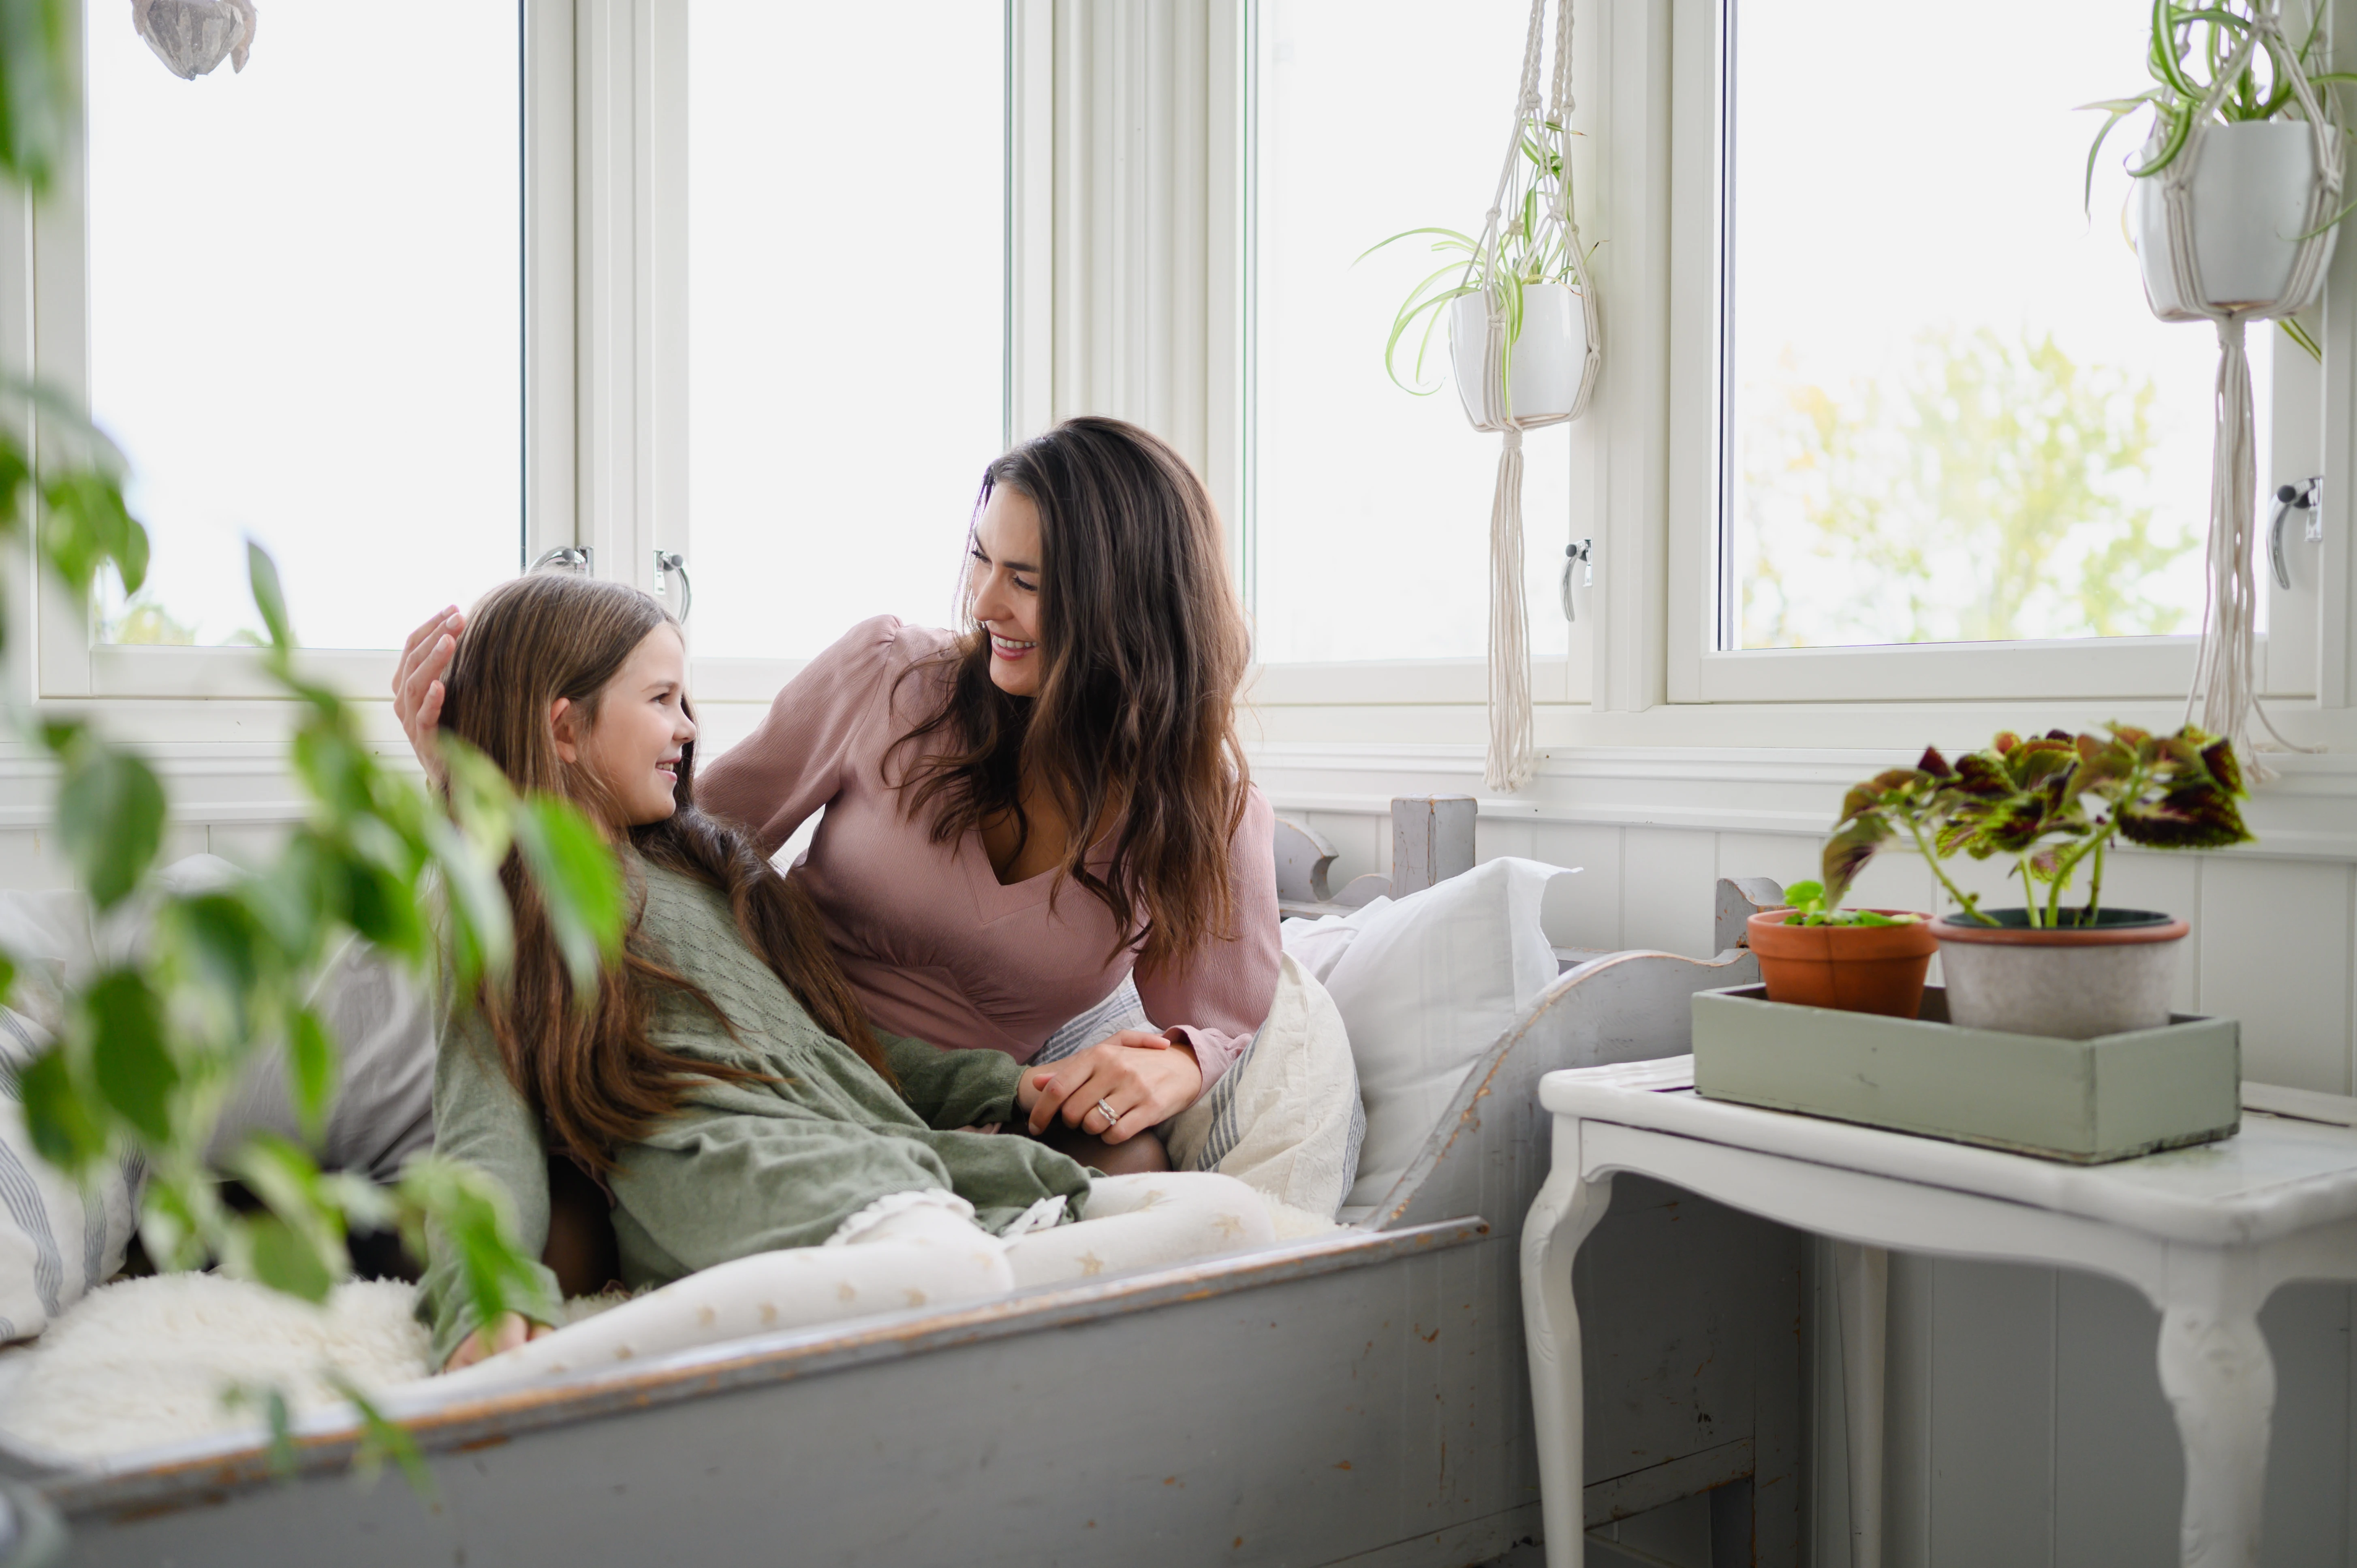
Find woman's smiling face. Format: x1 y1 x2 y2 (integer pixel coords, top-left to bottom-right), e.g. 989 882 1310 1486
970 485 1045 697
554 623 696 825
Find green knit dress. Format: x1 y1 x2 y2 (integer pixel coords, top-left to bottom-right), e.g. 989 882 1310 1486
419 857 1092 1365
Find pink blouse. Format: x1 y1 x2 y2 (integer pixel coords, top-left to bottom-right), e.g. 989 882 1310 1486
697 617 1280 1091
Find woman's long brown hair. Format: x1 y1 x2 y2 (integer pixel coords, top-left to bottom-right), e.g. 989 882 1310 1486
441 572 889 1174
890 416 1251 969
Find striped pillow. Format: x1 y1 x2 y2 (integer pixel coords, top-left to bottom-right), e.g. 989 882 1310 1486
0 1009 141 1344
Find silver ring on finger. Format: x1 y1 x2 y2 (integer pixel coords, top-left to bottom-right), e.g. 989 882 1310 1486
1094 1098 1123 1133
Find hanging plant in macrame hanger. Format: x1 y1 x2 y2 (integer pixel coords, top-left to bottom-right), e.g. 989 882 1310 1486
1363 0 1602 793
2089 0 2346 778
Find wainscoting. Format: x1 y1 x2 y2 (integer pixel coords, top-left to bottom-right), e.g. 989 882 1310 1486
1253 740 2357 1568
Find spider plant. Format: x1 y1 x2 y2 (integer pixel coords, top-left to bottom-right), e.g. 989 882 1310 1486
2082 0 2357 360
1358 112 1589 409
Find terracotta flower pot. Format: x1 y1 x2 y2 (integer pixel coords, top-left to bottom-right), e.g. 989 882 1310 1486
1934 908 2190 1040
1746 909 1938 1018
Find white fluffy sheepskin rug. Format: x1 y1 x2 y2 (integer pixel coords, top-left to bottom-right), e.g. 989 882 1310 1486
0 1209 1342 1463
0 1274 432 1462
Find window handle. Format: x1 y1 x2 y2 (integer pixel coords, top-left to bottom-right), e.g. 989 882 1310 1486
532 545 593 575
2270 479 2321 591
1561 538 1593 622
654 550 692 624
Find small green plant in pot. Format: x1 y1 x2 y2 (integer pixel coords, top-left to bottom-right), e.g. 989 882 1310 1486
1745 880 1934 1019
1822 725 2252 1039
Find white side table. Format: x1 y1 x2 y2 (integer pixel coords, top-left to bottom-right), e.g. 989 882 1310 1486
1519 1058 2357 1568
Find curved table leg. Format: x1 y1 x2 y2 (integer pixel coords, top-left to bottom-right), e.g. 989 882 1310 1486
1522 1160 1615 1568
1833 1241 1888 1568
2154 1272 2275 1568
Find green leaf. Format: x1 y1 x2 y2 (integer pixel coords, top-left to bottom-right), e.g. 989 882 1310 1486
287 1008 336 1144
335 851 429 961
423 814 513 988
175 892 270 1024
248 540 293 650
243 1212 335 1303
511 797 624 994
223 1384 300 1481
84 968 174 1144
16 1045 105 1172
38 468 145 599
396 1157 558 1336
1821 814 1894 909
55 740 164 910
332 1374 434 1498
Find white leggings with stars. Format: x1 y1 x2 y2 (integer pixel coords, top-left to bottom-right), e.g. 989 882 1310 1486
433 1172 1274 1390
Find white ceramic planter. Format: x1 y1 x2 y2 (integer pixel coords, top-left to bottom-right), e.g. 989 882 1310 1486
1933 911 2190 1040
2133 120 2338 314
1448 281 1586 426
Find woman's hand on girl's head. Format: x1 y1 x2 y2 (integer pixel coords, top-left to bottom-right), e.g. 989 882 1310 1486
1022 1030 1203 1145
443 1311 553 1373
394 605 464 785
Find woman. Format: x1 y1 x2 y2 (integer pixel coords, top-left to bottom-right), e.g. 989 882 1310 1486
396 418 1279 1175
425 572 1267 1371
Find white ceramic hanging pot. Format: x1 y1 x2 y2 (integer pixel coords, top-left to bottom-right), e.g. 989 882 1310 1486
1448 281 1586 427
2132 120 2337 316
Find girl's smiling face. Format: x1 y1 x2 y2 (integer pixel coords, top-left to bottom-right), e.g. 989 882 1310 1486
552 623 695 825
969 485 1045 697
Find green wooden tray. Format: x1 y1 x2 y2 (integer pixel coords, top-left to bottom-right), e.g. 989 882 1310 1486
1690 983 2241 1164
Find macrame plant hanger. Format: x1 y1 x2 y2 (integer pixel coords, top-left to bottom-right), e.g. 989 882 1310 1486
1461 0 1603 793
2153 0 2340 778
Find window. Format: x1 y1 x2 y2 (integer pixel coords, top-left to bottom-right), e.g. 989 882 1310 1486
1250 0 1571 668
82 1 524 650
1674 0 2330 704
682 0 1006 665
1724 0 2271 651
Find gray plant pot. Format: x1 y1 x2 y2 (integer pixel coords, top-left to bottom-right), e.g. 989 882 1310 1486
1933 908 2190 1040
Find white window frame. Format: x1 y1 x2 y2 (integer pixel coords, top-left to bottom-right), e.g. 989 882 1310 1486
1233 0 2356 728
645 1 1038 711
1662 0 2349 708
1237 0 1588 711
11 0 575 706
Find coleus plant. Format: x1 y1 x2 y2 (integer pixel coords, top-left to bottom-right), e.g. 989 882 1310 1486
1820 725 2253 929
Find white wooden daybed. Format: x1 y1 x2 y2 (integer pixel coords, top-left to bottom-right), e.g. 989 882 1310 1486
0 817 1802 1568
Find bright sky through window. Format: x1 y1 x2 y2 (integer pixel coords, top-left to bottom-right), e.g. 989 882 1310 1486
1726 0 2273 650
1254 0 1573 665
86 3 523 649
685 1 1005 662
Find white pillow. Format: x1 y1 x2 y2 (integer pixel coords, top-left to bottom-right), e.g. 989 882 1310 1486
1277 897 1391 987
1041 965 1367 1220
0 1007 141 1345
1296 858 1565 1211
1164 953 1363 1218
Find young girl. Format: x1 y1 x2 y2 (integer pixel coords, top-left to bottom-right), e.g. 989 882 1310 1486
396 419 1279 1176
424 572 1269 1374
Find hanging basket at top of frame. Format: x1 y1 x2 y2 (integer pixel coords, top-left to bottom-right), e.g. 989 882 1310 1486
132 0 259 82
1450 0 1604 795
2121 0 2340 778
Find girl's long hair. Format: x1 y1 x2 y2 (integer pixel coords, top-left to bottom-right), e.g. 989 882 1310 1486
890 416 1251 969
441 572 889 1174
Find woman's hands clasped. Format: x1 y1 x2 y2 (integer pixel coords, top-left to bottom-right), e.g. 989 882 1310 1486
393 605 466 782
1017 1029 1202 1145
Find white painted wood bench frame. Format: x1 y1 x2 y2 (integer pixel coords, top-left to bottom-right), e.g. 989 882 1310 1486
0 857 1794 1568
